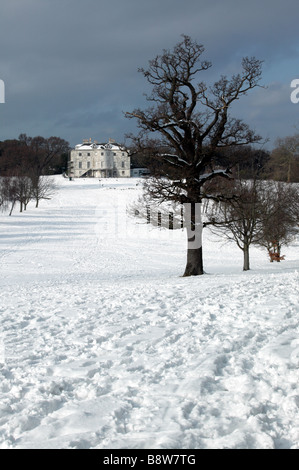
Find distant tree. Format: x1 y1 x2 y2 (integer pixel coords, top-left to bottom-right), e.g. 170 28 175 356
0 138 32 176
230 146 270 180
4 176 32 213
31 175 56 208
0 135 69 178
206 178 299 270
130 151 151 171
0 177 9 212
267 134 299 182
51 151 69 174
126 35 264 276
0 141 34 213
206 178 264 271
254 181 299 260
18 134 70 178
0 135 68 214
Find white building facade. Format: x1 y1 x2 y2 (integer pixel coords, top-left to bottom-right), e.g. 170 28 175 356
68 139 131 178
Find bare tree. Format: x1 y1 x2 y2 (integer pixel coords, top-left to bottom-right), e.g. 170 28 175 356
31 175 56 208
267 134 299 183
0 174 56 215
0 177 17 215
18 134 70 178
0 135 67 215
255 181 299 260
206 178 264 271
0 177 9 212
126 36 264 275
206 179 299 270
7 176 32 213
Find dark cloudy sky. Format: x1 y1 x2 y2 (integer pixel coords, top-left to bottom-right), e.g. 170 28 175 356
0 0 299 149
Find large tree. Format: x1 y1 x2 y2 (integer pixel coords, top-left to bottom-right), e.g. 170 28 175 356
126 35 263 276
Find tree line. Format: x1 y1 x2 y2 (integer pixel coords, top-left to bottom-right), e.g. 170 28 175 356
0 134 69 215
131 137 299 184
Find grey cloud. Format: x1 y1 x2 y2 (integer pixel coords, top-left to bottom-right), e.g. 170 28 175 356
0 0 298 147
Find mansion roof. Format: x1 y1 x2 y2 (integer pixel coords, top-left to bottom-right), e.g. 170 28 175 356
74 139 127 152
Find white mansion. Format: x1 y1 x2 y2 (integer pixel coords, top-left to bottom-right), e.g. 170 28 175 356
68 139 131 178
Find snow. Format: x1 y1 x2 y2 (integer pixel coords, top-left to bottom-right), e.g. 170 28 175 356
75 142 124 151
0 176 298 449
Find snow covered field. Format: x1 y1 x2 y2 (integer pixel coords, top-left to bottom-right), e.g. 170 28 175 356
0 176 298 449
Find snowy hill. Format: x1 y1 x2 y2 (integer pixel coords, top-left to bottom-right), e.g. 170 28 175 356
0 176 298 449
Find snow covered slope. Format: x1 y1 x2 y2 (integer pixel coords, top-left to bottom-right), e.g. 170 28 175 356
0 176 298 449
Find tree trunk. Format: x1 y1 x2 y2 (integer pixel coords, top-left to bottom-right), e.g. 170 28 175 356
287 160 291 183
276 241 281 262
183 244 204 276
9 200 15 216
243 244 250 271
183 201 204 276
